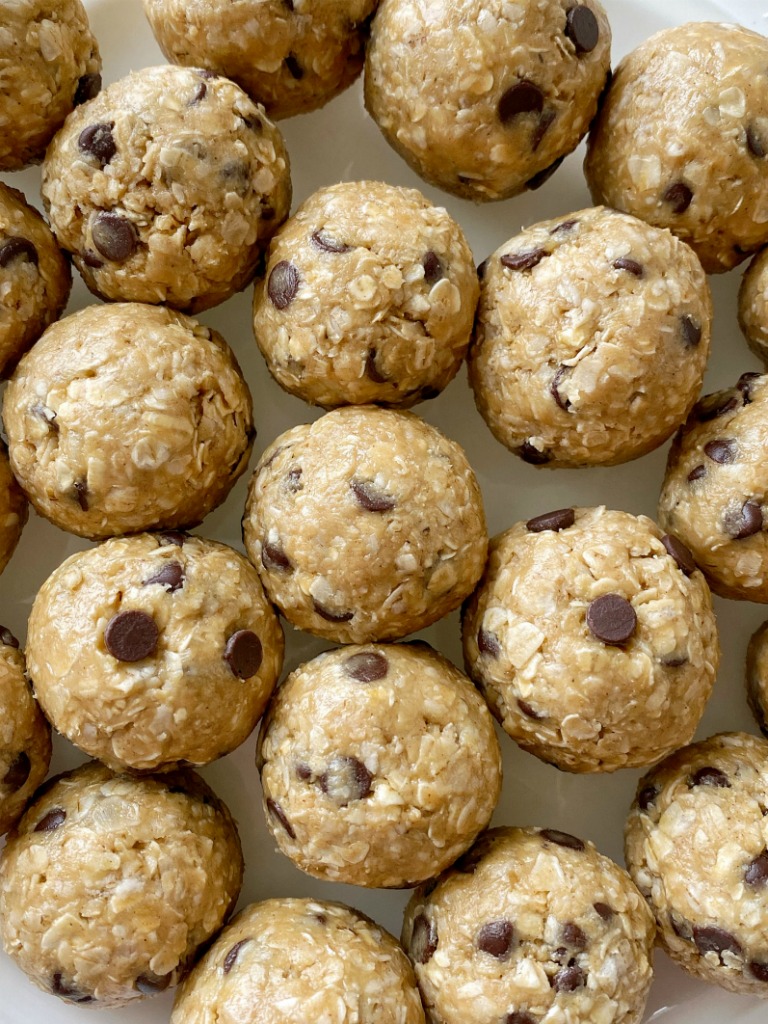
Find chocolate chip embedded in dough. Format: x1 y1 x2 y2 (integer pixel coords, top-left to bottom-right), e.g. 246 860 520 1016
747 123 767 158
320 755 373 805
518 698 544 720
343 651 388 683
81 248 104 268
550 365 572 411
2 752 31 791
266 797 295 839
91 212 138 262
531 109 557 153
637 785 659 811
551 964 586 992
311 230 351 254
78 122 116 166
0 236 38 268
723 500 763 540
519 441 550 465
586 594 637 645
565 5 600 53
267 261 300 309
105 610 159 662
505 1014 538 1024
661 534 697 576
365 348 389 383
697 392 738 421
312 599 354 623
189 81 207 105
526 508 575 533
422 250 444 285
350 479 396 512
52 973 93 1003
749 960 768 982
143 561 185 593
738 371 762 403
135 971 172 994
73 72 102 106
664 182 693 214
284 53 303 80
285 466 303 492
476 920 515 959
612 257 644 277
593 902 615 922
561 922 587 949
551 218 579 236
687 464 706 483
224 630 263 679
745 851 768 886
411 913 438 963
704 439 737 464
660 653 689 668
0 626 19 648
498 80 544 124
692 925 743 959
261 539 292 572
222 939 250 975
157 531 187 547
478 628 501 657
680 314 702 347
30 402 58 430
689 765 730 789
34 807 67 832
500 248 547 272
73 479 89 511
540 828 585 851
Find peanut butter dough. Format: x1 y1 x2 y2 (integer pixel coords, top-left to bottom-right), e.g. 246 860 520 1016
253 180 479 408
739 248 768 364
747 622 768 739
0 441 27 575
462 507 719 773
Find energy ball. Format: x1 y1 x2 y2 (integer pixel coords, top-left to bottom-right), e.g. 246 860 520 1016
658 372 768 601
42 65 291 313
402 826 655 1024
0 629 51 838
243 406 487 643
27 533 284 772
253 180 479 408
364 0 611 202
143 0 378 121
0 0 101 171
0 441 27 575
0 760 243 1008
469 207 712 468
625 732 768 998
4 303 254 540
585 22 768 274
747 622 768 738
462 507 719 773
257 643 501 888
172 898 426 1024
0 183 71 378
739 248 768 364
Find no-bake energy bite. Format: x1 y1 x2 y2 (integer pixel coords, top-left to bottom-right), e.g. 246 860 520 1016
27 533 284 772
625 732 768 998
0 441 27 575
257 643 501 888
469 207 712 468
4 303 254 539
585 22 768 274
0 761 243 1008
365 0 611 202
739 248 768 364
253 180 479 408
143 0 378 121
462 507 719 773
42 65 291 312
0 0 101 171
243 406 487 643
402 826 655 1024
172 898 426 1024
746 622 768 739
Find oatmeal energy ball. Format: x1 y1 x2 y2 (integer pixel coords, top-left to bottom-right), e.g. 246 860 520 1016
746 621 768 738
0 0 101 170
258 643 501 887
42 65 291 312
243 406 487 643
403 826 655 1024
0 761 243 1008
4 303 254 539
0 442 27 575
172 898 425 1024
253 181 479 408
739 248 768 364
365 0 611 201
585 22 768 274
463 507 719 773
658 373 768 601
626 732 768 997
27 533 284 772
143 0 378 120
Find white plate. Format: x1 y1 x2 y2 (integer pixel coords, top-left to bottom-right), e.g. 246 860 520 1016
1 0 768 1021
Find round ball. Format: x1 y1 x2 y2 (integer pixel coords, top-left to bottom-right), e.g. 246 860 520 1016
0 443 27 575
747 622 768 739
739 248 768 364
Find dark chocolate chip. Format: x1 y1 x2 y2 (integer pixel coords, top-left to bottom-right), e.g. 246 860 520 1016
670 913 692 940
0 236 38 268
704 438 737 464
550 365 572 411
104 610 159 662
551 964 586 992
52 973 93 1003
344 651 388 683
638 785 659 811
501 248 547 272
738 372 762 403
612 257 643 277
540 829 585 851
422 250 444 285
506 1014 538 1024
266 797 295 839
661 534 697 576
586 594 637 645
284 53 303 79
312 600 354 623
478 628 501 657
143 561 185 593
499 80 544 123
224 630 263 678
320 755 372 805
565 4 600 53
135 971 172 994
0 626 19 648
476 258 489 280
551 218 579 236
91 212 138 262
158 531 187 547
311 230 351 254
476 920 515 959
687 465 706 483
30 402 57 430
747 123 767 158
81 248 104 268
190 82 207 105
593 902 615 922
3 752 31 791
518 698 544 720
295 761 312 780
365 348 388 383
749 960 768 982
268 260 300 309
680 315 702 347
698 392 738 421
35 807 67 832
661 653 689 668
519 441 550 465
689 766 730 788
222 939 250 974
74 73 102 105
262 540 292 572
530 110 557 153
561 923 587 949
350 479 396 513
240 113 263 132
73 479 88 511
286 467 303 492
723 500 763 540
196 68 218 80
692 925 743 959
411 913 438 963
526 508 575 533
664 182 693 214
745 851 768 886
78 122 116 166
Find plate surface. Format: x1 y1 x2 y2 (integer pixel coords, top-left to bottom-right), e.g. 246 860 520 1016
1 0 768 1021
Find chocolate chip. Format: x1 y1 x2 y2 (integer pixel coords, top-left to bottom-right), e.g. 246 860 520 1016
222 939 250 974
158 531 187 547
284 53 303 79
365 348 388 383
476 920 514 959
476 258 489 280
612 256 643 277
320 755 372 805
551 218 579 236
561 923 587 949
661 534 696 575
74 72 102 105
189 82 207 105
638 785 659 811
530 110 557 154
540 829 585 851
501 248 547 272
35 807 66 832
526 508 575 533
295 761 312 781
81 248 104 268
268 260 300 309
749 960 768 982
3 752 30 790
593 902 615 922
224 630 263 678
411 913 438 963
692 925 743 959
499 80 544 124
104 610 159 662
661 653 689 668
285 466 302 492
261 539 292 572
30 402 57 430
350 479 396 513
240 113 263 132
266 797 295 839
550 365 571 411
312 599 354 623
586 594 637 645
680 315 702 347
738 372 761 403
697 392 738 421
135 972 171 994
0 236 38 268
422 250 444 285
506 1015 537 1024
91 212 138 262
519 441 550 465
518 699 544 720
78 122 116 166
664 182 693 214
689 766 730 788
52 973 93 1003
565 5 600 53
687 465 706 483
670 913 692 940
0 626 19 648
311 230 351 254
745 851 768 886
724 500 763 540
551 964 586 992
143 561 185 593
704 438 737 464
344 651 388 683
478 628 501 657
747 123 767 158
72 479 88 511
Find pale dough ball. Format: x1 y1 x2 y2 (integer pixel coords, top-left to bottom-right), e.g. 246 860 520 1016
143 0 378 120
402 826 655 1024
0 442 27 575
0 0 101 170
0 183 71 378
469 207 712 468
739 248 768 363
27 533 284 772
585 22 768 274
253 180 479 408
365 0 611 201
42 65 291 313
4 303 254 540
746 622 768 738
0 761 243 1008
242 406 487 643
658 372 768 601
462 507 719 773
0 631 51 837
625 732 768 998
172 897 425 1024
257 643 501 887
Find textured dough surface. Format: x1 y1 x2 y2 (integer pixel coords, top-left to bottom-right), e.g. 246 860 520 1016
585 22 768 274
365 0 611 201
253 180 479 408
243 406 487 642
42 65 291 312
0 441 27 575
0 0 101 170
746 622 768 739
257 642 501 887
658 372 768 601
172 897 426 1024
625 732 768 998
462 506 719 773
4 303 254 539
739 248 768 363
402 826 655 1024
143 0 377 120
469 206 712 467
27 533 284 771
0 761 243 1008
